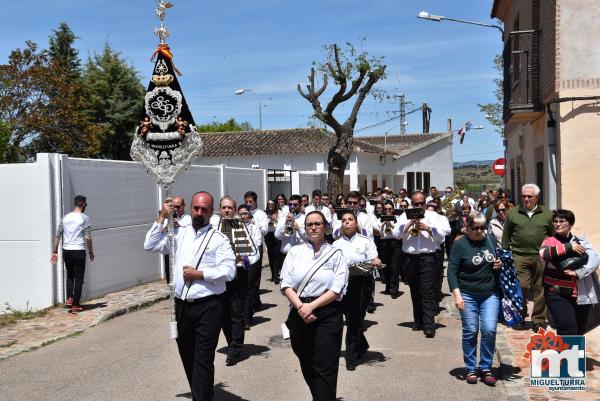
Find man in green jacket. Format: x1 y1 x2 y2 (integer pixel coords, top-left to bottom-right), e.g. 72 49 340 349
502 183 553 331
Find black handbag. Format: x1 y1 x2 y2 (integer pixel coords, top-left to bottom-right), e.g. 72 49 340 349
554 237 589 272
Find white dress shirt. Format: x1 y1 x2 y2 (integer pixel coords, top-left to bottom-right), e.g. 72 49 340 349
250 208 269 243
144 222 236 300
333 233 378 266
393 210 450 254
378 216 400 240
280 242 348 299
304 204 333 225
275 210 306 253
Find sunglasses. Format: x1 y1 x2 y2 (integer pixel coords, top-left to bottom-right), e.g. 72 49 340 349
497 208 507 212
306 222 324 228
521 195 535 199
413 202 425 206
470 226 486 231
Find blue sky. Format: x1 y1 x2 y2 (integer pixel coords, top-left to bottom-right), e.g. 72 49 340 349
2 0 504 162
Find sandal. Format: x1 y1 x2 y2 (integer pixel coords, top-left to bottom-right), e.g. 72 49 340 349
465 371 478 384
481 371 496 386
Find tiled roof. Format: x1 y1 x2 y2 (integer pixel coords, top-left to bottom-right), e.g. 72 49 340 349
198 128 451 157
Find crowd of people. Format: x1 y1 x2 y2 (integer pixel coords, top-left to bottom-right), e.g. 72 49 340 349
52 183 600 401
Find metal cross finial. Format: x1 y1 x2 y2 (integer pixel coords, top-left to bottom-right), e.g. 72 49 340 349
154 1 173 44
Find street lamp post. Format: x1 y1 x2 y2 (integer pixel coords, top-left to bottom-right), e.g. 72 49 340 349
418 11 506 187
417 11 504 36
235 88 262 130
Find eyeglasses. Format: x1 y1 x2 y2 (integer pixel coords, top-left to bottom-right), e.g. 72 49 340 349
497 208 507 212
347 200 359 205
470 226 486 231
413 202 425 206
521 194 536 199
305 222 324 228
553 219 569 225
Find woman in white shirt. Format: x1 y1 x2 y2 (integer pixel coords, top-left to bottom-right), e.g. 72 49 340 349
280 211 348 401
333 210 381 371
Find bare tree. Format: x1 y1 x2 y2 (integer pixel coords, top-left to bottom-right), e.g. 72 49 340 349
298 43 386 198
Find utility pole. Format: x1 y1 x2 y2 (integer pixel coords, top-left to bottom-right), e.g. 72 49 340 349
394 94 411 135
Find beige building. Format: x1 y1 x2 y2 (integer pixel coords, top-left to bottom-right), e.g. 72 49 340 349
492 0 600 247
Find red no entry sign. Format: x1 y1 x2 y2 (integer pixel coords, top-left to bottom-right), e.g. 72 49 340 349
493 158 506 177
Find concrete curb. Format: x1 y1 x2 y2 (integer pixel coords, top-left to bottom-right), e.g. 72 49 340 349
0 284 170 361
90 293 170 326
495 326 528 401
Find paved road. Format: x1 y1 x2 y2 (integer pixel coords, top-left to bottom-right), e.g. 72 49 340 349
0 272 508 401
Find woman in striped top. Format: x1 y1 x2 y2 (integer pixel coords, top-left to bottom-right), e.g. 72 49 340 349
540 209 600 335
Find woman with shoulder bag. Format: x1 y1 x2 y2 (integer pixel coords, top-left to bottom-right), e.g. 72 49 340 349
448 212 502 386
280 211 348 401
540 209 600 335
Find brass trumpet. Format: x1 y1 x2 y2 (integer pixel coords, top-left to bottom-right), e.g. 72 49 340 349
408 221 421 237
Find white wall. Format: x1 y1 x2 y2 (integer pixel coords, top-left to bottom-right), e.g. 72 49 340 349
61 158 161 300
0 154 267 312
198 154 324 173
0 155 54 311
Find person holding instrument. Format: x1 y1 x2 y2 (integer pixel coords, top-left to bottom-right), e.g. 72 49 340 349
144 192 236 400
378 201 400 297
281 211 348 401
334 210 381 371
394 191 450 338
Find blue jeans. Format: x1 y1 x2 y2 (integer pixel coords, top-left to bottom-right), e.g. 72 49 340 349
459 291 500 372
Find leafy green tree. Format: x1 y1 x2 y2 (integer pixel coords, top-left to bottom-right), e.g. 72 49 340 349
0 41 51 162
298 42 386 198
83 43 145 160
48 22 80 80
196 118 253 132
477 55 504 136
29 23 102 158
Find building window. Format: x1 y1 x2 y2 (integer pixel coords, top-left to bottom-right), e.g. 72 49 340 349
536 161 544 205
407 172 415 194
416 172 423 191
423 172 430 193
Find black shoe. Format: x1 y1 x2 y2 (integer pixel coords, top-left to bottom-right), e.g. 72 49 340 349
412 322 423 331
274 279 280 285
424 329 436 338
366 305 376 314
225 356 238 366
391 292 399 299
244 322 251 330
346 363 356 371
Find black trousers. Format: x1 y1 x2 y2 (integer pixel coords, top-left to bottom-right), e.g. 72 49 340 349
343 276 370 365
393 241 405 283
287 301 343 401
222 266 247 358
544 287 591 335
63 249 86 306
435 249 445 306
445 220 460 259
246 252 263 323
176 295 224 401
250 245 264 309
404 253 438 331
379 239 397 294
264 232 282 281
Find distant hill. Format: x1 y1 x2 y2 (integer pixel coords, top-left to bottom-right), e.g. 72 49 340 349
453 159 494 168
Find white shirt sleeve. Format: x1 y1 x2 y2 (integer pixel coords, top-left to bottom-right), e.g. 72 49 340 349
144 222 169 254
